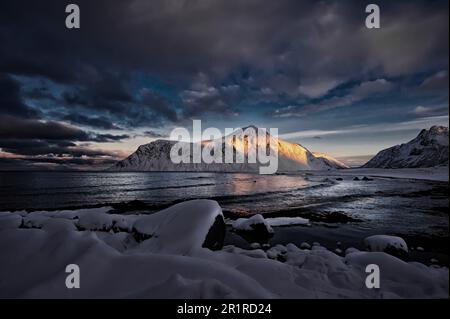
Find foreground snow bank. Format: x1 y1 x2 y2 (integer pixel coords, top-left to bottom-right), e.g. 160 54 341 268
0 212 22 230
0 201 448 299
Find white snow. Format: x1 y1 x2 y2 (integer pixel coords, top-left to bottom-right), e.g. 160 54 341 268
223 245 268 259
300 242 311 250
77 211 115 231
0 212 22 230
345 251 447 298
431 258 439 264
132 200 223 255
0 200 448 299
266 216 310 227
230 214 273 234
229 215 309 232
345 247 360 255
364 235 408 253
78 211 136 232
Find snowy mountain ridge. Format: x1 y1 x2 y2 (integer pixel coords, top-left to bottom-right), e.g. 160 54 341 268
363 126 449 168
109 126 348 172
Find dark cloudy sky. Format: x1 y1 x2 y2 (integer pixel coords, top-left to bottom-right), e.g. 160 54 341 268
0 0 448 170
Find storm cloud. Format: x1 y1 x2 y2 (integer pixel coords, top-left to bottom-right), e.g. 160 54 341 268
0 0 448 169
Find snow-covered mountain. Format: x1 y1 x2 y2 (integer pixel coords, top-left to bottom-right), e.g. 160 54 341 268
109 126 348 172
312 152 349 169
363 126 449 168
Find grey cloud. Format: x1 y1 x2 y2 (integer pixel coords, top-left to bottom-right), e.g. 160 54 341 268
139 89 178 122
0 0 448 169
0 115 91 141
362 3 449 76
2 1 447 109
275 79 395 117
62 113 122 130
180 74 241 118
420 71 449 91
142 130 167 138
0 115 130 144
412 105 449 117
0 138 120 157
92 134 130 143
0 74 39 118
0 157 118 171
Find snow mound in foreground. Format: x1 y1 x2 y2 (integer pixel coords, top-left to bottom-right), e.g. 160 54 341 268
0 201 448 299
0 212 22 230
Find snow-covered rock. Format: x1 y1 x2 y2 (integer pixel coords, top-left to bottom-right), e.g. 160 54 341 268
364 235 409 259
132 200 225 254
23 213 50 229
0 213 22 230
76 211 135 232
300 242 311 250
265 216 310 227
363 126 449 168
77 212 114 231
266 244 289 260
345 247 360 255
231 214 274 238
109 126 348 172
230 214 308 233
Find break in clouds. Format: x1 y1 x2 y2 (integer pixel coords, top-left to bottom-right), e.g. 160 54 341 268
0 0 448 169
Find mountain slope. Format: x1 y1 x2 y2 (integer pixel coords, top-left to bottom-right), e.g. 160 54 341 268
363 126 449 168
313 152 349 169
109 126 347 172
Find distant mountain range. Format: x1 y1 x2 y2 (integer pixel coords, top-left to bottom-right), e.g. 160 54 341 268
109 125 449 172
109 126 348 172
363 126 449 168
